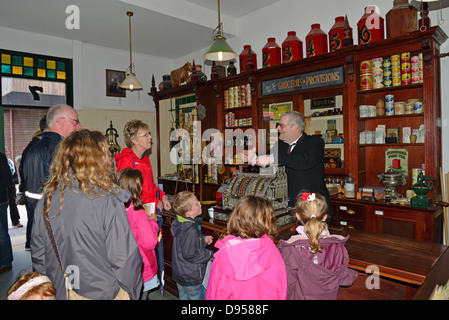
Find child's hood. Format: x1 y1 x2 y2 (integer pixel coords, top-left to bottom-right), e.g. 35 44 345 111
170 215 200 237
213 234 278 281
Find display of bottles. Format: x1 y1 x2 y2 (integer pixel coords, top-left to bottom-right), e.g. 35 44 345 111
358 5 385 45
262 37 281 68
329 16 351 52
239 45 257 72
305 24 328 57
282 31 303 63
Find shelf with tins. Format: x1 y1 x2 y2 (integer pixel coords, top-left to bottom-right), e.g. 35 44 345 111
353 26 446 198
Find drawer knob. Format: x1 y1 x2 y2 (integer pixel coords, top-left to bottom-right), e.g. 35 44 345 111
347 209 355 215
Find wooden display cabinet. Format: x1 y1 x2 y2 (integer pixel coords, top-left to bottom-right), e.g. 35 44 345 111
353 26 447 198
150 27 446 243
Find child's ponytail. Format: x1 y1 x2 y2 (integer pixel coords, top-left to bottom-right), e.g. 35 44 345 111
295 191 328 253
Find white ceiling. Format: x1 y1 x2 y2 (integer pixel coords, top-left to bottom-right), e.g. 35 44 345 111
0 0 281 59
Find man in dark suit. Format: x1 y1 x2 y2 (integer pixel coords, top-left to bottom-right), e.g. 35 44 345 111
252 110 333 220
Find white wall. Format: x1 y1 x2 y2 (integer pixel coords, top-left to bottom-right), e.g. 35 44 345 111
0 26 175 112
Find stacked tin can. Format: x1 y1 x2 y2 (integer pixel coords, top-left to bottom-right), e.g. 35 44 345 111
225 112 235 127
360 59 373 90
385 94 394 116
224 84 251 109
391 54 401 86
383 57 392 87
372 57 383 89
411 54 423 84
401 52 411 85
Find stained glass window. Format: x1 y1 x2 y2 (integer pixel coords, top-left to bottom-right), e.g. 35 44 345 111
1 49 72 108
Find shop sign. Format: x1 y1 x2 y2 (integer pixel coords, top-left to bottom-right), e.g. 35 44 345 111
261 66 345 96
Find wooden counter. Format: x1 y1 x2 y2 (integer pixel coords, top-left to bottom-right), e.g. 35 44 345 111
160 207 448 300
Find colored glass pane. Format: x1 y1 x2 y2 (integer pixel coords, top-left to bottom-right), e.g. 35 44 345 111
57 61 65 71
37 59 46 69
47 69 56 78
1 65 11 73
1 54 11 64
23 57 33 67
24 67 34 76
47 60 56 69
37 69 46 77
12 66 23 75
56 71 66 79
12 56 22 66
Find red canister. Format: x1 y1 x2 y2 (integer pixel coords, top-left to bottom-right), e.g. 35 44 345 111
329 16 351 52
358 5 385 45
282 31 303 63
262 38 281 67
239 45 257 72
305 24 328 57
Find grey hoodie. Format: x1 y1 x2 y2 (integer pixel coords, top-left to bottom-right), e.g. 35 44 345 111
31 179 143 300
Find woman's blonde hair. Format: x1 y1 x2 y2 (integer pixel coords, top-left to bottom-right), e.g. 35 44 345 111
6 271 56 300
42 129 118 219
123 119 149 148
295 191 328 254
116 168 144 210
227 195 278 240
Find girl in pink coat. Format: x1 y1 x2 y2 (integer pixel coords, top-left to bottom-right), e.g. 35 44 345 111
117 168 159 300
205 195 287 300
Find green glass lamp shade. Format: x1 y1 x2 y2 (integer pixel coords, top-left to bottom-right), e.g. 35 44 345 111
120 72 143 91
204 36 236 62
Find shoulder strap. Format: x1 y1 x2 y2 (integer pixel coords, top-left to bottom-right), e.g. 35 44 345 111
43 196 67 278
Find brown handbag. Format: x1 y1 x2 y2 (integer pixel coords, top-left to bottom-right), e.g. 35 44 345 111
43 196 130 300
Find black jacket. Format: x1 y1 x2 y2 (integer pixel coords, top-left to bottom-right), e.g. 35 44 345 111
0 152 13 204
19 132 63 194
273 133 333 218
170 215 213 286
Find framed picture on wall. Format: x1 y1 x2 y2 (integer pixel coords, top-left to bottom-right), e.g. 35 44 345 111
106 69 126 97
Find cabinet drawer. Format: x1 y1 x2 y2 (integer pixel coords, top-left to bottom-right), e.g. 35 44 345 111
334 218 365 230
334 204 365 220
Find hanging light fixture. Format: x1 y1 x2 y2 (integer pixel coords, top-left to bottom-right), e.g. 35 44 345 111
204 0 236 62
120 11 143 91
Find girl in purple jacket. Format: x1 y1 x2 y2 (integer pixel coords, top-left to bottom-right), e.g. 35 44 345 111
278 191 358 300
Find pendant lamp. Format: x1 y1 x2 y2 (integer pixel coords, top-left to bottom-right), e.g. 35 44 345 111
120 11 143 91
204 0 236 62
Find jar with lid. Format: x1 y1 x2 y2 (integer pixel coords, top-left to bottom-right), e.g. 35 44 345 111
262 38 281 68
282 31 303 63
305 24 328 57
345 174 355 198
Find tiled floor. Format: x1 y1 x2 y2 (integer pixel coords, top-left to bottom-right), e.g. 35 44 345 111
1 204 176 300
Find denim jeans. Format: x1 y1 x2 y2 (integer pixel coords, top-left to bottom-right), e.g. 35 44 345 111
0 202 13 267
176 283 206 300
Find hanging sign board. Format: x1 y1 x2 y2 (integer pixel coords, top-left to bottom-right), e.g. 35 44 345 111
261 66 345 96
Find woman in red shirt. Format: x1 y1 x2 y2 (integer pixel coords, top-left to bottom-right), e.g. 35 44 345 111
115 119 171 211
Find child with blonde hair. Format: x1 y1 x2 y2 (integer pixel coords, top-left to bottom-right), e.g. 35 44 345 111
205 195 287 300
171 191 213 300
6 271 56 300
278 191 358 300
117 168 159 300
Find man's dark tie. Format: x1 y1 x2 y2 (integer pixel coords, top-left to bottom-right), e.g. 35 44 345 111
287 143 296 155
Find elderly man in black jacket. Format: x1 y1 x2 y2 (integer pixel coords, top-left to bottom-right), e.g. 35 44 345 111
252 110 333 220
19 104 81 250
0 151 13 274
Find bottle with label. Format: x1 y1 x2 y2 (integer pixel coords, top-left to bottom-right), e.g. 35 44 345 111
345 174 355 198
